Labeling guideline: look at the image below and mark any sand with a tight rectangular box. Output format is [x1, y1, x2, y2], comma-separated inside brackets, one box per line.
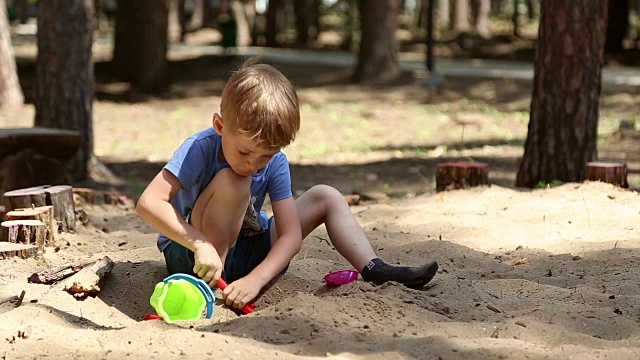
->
[1, 181, 640, 359]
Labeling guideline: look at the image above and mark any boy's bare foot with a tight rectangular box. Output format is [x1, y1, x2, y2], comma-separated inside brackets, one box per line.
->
[360, 258, 439, 289]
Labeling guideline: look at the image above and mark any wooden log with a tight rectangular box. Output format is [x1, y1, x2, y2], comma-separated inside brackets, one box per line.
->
[436, 162, 490, 192]
[45, 185, 76, 232]
[0, 242, 38, 259]
[1, 220, 45, 251]
[6, 206, 56, 248]
[28, 262, 92, 284]
[63, 256, 114, 299]
[585, 161, 629, 188]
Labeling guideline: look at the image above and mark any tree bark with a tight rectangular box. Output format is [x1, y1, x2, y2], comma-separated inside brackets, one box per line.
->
[353, 0, 401, 83]
[473, 0, 491, 38]
[266, 0, 286, 47]
[436, 162, 489, 191]
[189, 0, 205, 30]
[231, 0, 256, 47]
[450, 0, 469, 32]
[63, 256, 114, 299]
[6, 206, 56, 248]
[516, 0, 609, 188]
[0, 0, 24, 108]
[585, 161, 628, 188]
[168, 0, 183, 42]
[35, 0, 94, 181]
[0, 243, 38, 260]
[437, 0, 450, 29]
[113, 0, 169, 93]
[4, 185, 76, 232]
[294, 0, 319, 46]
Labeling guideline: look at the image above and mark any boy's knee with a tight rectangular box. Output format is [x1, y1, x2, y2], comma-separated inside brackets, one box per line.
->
[211, 168, 252, 196]
[307, 184, 343, 204]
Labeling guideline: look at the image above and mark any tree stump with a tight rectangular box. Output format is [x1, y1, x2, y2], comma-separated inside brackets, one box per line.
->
[1, 219, 45, 252]
[6, 206, 56, 248]
[46, 185, 76, 232]
[73, 188, 124, 207]
[585, 161, 629, 188]
[0, 128, 80, 161]
[0, 243, 38, 260]
[436, 162, 490, 192]
[104, 190, 124, 205]
[3, 186, 48, 210]
[73, 187, 101, 206]
[3, 185, 76, 233]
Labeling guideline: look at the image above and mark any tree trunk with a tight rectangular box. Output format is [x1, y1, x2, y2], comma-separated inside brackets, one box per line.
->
[231, 0, 256, 47]
[0, 0, 24, 108]
[266, 0, 286, 47]
[526, 0, 536, 19]
[294, 0, 319, 46]
[450, 0, 469, 32]
[189, 0, 205, 30]
[202, 0, 214, 27]
[473, 0, 490, 38]
[168, 0, 183, 42]
[112, 0, 169, 93]
[35, 0, 94, 181]
[604, 0, 629, 54]
[15, 0, 29, 24]
[353, 0, 401, 83]
[515, 0, 609, 188]
[437, 0, 450, 29]
[512, 0, 519, 37]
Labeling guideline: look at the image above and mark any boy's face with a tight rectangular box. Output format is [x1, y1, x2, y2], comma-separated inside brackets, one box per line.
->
[213, 114, 280, 177]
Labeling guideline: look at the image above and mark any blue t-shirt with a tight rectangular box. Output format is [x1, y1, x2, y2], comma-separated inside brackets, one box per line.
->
[156, 128, 293, 252]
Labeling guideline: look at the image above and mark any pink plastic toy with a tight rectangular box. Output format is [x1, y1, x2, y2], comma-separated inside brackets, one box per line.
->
[323, 270, 359, 287]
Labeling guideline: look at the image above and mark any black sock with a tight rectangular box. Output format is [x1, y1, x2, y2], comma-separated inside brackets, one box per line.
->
[361, 258, 439, 289]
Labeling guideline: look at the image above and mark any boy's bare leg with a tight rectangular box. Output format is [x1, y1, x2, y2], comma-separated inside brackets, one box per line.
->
[191, 168, 252, 270]
[285, 185, 377, 271]
[273, 184, 438, 288]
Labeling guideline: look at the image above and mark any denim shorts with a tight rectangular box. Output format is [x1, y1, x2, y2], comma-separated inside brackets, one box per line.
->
[163, 228, 283, 284]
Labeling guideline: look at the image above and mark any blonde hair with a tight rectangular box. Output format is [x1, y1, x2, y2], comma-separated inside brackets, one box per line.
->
[220, 58, 300, 149]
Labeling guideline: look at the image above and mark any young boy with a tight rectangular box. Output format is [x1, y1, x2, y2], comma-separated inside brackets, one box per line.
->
[136, 59, 438, 312]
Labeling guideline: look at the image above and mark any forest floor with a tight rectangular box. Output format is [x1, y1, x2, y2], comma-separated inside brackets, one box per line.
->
[1, 27, 640, 359]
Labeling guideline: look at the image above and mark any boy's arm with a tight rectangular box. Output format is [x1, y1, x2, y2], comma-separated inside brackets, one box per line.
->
[136, 169, 223, 283]
[222, 196, 302, 308]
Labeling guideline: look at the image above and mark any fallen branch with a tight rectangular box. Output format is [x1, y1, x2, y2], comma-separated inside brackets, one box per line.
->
[62, 256, 114, 299]
[15, 290, 26, 307]
[28, 261, 94, 285]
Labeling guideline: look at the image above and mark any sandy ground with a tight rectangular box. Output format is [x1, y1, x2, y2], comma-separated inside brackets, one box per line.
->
[2, 28, 640, 359]
[1, 180, 640, 359]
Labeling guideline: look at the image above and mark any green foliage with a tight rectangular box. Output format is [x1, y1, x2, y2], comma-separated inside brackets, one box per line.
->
[535, 179, 564, 189]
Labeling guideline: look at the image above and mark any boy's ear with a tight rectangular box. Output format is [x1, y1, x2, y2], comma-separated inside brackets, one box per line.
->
[213, 113, 224, 135]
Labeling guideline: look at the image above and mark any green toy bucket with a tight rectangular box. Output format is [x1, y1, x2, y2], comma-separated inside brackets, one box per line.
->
[149, 273, 215, 323]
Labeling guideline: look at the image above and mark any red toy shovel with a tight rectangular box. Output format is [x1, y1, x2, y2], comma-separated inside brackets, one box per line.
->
[216, 278, 255, 314]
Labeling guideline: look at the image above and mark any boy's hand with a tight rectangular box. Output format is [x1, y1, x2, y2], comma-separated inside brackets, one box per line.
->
[192, 241, 223, 286]
[222, 275, 262, 310]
